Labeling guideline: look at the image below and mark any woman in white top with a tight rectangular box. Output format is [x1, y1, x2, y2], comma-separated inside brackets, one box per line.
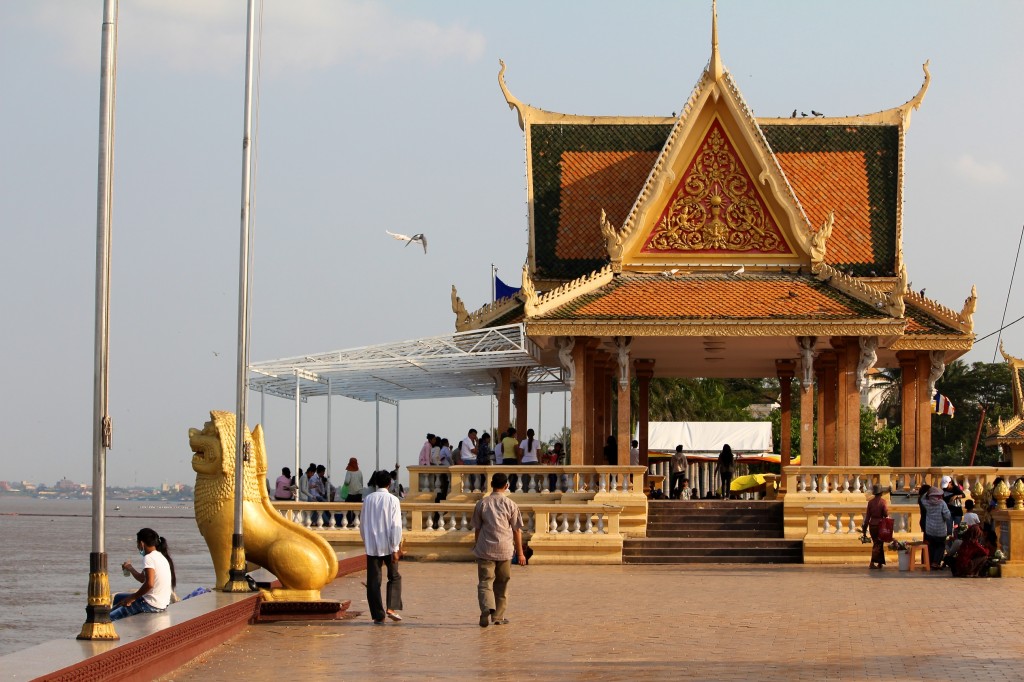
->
[520, 428, 541, 464]
[112, 527, 176, 620]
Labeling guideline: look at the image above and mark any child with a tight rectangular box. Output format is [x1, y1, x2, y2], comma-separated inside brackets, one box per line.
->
[961, 499, 981, 527]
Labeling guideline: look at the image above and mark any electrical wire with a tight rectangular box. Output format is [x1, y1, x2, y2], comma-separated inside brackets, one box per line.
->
[992, 223, 1024, 361]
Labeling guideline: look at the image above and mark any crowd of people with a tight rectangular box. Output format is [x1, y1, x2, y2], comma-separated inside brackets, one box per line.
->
[862, 474, 1012, 577]
[415, 428, 563, 468]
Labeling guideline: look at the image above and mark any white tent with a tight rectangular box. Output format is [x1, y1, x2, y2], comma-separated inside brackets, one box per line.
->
[642, 421, 773, 456]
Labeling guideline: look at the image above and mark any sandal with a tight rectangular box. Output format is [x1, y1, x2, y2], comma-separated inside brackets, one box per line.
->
[386, 610, 403, 622]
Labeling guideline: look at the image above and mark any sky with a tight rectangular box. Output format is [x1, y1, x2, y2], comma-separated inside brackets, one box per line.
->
[1, 1, 1022, 487]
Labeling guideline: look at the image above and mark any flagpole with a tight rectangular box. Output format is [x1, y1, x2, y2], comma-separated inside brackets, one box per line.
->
[491, 263, 496, 303]
[225, 0, 258, 593]
[79, 0, 119, 640]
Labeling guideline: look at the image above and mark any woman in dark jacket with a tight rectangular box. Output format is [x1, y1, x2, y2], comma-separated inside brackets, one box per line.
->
[718, 444, 735, 499]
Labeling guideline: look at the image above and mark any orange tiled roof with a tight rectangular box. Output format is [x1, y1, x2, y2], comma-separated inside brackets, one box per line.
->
[774, 151, 873, 264]
[558, 151, 658, 260]
[537, 273, 886, 321]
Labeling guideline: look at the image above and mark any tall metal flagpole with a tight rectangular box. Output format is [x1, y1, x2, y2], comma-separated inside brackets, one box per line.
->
[80, 0, 119, 640]
[226, 0, 259, 593]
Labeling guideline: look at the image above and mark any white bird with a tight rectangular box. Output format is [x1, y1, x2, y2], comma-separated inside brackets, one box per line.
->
[386, 230, 427, 254]
[661, 268, 680, 277]
[733, 265, 745, 275]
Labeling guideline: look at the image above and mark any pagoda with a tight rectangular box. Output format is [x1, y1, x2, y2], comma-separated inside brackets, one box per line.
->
[452, 4, 975, 469]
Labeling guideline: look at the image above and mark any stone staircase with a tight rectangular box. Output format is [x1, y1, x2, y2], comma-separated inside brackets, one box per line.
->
[623, 500, 802, 564]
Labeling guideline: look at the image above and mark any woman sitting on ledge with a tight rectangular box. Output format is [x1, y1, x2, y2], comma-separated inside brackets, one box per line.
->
[111, 528, 176, 621]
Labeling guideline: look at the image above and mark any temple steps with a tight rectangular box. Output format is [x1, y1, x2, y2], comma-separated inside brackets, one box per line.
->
[624, 500, 802, 564]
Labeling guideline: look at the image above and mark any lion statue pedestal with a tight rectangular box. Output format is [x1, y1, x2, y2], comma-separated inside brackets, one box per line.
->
[189, 411, 338, 601]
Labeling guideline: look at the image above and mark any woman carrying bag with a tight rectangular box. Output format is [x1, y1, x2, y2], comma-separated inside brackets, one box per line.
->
[861, 485, 891, 569]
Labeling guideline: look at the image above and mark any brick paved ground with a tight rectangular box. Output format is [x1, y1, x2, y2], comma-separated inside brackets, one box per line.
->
[161, 562, 1024, 681]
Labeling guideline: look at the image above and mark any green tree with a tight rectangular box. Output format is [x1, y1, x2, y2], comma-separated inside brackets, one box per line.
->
[860, 406, 900, 466]
[930, 360, 1013, 466]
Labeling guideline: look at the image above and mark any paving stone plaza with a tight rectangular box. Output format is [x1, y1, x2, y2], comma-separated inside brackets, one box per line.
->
[162, 562, 1024, 681]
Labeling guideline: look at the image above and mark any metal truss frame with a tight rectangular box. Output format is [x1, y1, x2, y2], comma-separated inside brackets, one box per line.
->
[249, 323, 565, 402]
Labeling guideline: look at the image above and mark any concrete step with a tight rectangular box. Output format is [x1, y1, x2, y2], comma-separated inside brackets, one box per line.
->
[623, 554, 802, 564]
[646, 528, 783, 538]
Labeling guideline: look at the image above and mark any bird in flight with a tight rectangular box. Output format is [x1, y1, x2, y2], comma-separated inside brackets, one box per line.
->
[385, 230, 427, 254]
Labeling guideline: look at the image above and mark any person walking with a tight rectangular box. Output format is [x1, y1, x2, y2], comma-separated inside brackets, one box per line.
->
[670, 445, 688, 499]
[472, 472, 526, 628]
[360, 470, 404, 624]
[861, 485, 890, 569]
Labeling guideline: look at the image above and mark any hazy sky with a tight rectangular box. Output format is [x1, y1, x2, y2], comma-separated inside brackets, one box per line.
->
[1, 1, 1022, 487]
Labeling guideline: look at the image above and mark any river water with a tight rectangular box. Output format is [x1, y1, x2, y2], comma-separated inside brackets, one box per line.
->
[0, 497, 214, 657]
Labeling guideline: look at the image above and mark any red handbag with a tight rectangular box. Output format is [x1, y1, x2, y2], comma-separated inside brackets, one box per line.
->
[877, 517, 894, 542]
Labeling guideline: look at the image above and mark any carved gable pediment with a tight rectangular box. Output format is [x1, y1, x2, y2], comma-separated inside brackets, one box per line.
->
[615, 71, 813, 271]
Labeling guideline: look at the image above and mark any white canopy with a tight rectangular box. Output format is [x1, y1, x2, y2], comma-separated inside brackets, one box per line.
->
[642, 421, 773, 456]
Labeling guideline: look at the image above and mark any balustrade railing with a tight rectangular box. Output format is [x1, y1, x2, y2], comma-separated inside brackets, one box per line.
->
[786, 467, 1024, 499]
[804, 504, 920, 537]
[271, 501, 621, 538]
[407, 465, 647, 497]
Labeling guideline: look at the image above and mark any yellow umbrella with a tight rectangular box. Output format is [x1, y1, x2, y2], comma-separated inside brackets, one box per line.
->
[730, 473, 767, 492]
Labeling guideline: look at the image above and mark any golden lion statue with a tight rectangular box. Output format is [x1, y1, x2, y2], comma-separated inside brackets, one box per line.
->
[189, 411, 338, 597]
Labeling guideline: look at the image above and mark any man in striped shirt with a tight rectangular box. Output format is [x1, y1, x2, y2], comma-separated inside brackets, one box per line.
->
[472, 472, 525, 627]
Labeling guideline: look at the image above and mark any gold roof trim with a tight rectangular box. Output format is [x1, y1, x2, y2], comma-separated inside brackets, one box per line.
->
[499, 61, 931, 130]
[904, 286, 974, 334]
[462, 293, 523, 332]
[527, 265, 615, 319]
[451, 285, 471, 331]
[888, 337, 974, 351]
[999, 342, 1024, 417]
[527, 319, 906, 338]
[812, 261, 901, 317]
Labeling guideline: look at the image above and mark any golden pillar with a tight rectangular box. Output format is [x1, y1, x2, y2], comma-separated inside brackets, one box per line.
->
[915, 351, 933, 467]
[776, 360, 795, 467]
[634, 359, 656, 469]
[800, 362, 815, 465]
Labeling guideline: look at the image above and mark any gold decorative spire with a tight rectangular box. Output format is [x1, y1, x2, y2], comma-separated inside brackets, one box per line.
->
[709, 0, 724, 81]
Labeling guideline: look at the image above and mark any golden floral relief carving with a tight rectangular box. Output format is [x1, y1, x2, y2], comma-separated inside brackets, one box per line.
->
[642, 123, 790, 254]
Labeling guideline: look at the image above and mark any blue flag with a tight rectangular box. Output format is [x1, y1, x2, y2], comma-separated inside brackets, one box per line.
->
[495, 274, 521, 301]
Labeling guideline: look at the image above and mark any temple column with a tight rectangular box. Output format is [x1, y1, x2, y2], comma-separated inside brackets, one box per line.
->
[816, 351, 838, 466]
[916, 351, 933, 467]
[799, 361, 815, 465]
[593, 355, 608, 463]
[616, 340, 632, 466]
[776, 360, 795, 468]
[634, 360, 656, 470]
[497, 368, 511, 434]
[570, 339, 590, 465]
[897, 351, 920, 467]
[513, 369, 528, 441]
[832, 338, 861, 466]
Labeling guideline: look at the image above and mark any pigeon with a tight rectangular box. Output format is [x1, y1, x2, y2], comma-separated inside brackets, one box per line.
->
[801, 112, 808, 117]
[661, 268, 680, 277]
[812, 110, 824, 117]
[385, 230, 427, 254]
[733, 265, 745, 275]
[791, 109, 797, 118]
[920, 288, 927, 297]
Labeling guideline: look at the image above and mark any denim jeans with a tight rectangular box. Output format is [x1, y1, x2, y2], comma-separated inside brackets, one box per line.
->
[110, 594, 164, 621]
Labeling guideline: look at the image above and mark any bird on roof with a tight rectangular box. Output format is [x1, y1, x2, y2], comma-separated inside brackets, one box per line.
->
[801, 112, 808, 117]
[791, 109, 797, 118]
[733, 265, 745, 275]
[811, 110, 824, 117]
[385, 230, 427, 254]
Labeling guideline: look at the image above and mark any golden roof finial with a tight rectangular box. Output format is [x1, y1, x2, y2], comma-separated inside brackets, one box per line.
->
[709, 0, 724, 81]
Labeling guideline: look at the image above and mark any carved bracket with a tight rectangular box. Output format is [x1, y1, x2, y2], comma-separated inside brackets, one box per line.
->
[928, 350, 946, 399]
[798, 336, 816, 391]
[557, 337, 576, 390]
[856, 337, 878, 392]
[960, 284, 977, 334]
[600, 209, 624, 271]
[521, 262, 538, 317]
[615, 336, 632, 390]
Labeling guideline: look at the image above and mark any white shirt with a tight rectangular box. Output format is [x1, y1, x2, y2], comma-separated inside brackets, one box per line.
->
[461, 438, 478, 464]
[630, 447, 640, 466]
[418, 440, 432, 466]
[360, 489, 403, 557]
[520, 438, 540, 463]
[494, 442, 503, 461]
[142, 550, 172, 609]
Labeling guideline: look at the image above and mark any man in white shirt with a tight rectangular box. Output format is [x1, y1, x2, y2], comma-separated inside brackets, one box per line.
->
[461, 429, 479, 465]
[360, 470, 404, 624]
[630, 440, 640, 467]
